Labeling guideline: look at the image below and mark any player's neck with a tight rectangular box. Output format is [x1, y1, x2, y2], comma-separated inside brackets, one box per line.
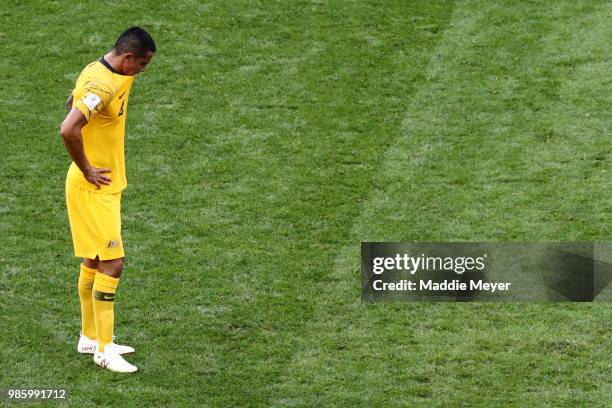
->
[103, 51, 126, 75]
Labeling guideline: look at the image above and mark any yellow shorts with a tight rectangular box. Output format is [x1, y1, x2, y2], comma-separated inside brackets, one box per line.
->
[65, 180, 124, 261]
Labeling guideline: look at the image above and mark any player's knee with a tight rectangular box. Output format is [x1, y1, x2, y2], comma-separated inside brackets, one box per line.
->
[113, 257, 125, 274]
[99, 257, 125, 278]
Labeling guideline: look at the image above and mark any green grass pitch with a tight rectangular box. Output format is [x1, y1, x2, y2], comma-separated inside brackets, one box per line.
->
[1, 0, 611, 406]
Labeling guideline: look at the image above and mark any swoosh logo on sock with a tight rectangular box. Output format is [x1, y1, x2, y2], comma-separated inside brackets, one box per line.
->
[94, 291, 115, 301]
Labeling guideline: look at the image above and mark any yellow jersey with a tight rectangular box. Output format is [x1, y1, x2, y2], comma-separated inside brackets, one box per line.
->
[67, 58, 134, 193]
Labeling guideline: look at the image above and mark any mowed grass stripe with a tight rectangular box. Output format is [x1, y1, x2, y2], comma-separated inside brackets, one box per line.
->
[151, 3, 456, 406]
[275, 1, 612, 407]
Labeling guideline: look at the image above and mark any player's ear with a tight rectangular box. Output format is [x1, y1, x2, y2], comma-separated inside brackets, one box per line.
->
[123, 52, 136, 63]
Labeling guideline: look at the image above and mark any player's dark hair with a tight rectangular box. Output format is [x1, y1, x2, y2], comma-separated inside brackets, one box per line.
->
[113, 27, 156, 57]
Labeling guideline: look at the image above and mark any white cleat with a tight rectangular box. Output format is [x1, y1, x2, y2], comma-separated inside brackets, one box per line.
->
[104, 342, 136, 355]
[77, 334, 97, 354]
[94, 348, 138, 373]
[78, 333, 135, 355]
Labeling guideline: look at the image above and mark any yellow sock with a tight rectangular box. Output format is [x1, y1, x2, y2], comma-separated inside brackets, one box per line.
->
[78, 264, 97, 339]
[92, 273, 119, 352]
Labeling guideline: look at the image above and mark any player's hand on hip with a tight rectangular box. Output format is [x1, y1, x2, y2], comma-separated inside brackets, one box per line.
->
[84, 166, 112, 189]
[65, 94, 74, 113]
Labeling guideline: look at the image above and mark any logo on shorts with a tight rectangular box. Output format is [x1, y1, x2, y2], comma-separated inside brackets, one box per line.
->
[107, 240, 120, 249]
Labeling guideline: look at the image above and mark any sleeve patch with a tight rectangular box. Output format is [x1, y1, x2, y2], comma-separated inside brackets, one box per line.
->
[81, 92, 102, 111]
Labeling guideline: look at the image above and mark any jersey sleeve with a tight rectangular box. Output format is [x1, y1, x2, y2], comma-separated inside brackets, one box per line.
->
[72, 78, 115, 121]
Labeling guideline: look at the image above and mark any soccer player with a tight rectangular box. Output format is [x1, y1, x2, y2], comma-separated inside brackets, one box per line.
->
[60, 27, 155, 373]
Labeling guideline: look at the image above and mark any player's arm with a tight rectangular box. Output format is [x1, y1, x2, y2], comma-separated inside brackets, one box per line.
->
[60, 108, 111, 188]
